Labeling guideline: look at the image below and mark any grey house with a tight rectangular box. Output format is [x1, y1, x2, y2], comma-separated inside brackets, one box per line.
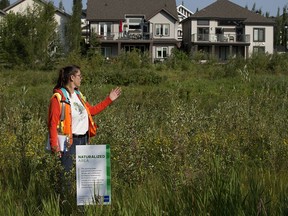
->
[181, 0, 275, 60]
[86, 0, 179, 61]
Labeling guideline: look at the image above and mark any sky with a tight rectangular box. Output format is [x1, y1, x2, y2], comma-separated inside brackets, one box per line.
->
[10, 0, 288, 17]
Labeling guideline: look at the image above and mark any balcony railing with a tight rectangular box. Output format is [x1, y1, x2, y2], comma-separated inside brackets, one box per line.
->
[192, 33, 250, 43]
[95, 32, 153, 41]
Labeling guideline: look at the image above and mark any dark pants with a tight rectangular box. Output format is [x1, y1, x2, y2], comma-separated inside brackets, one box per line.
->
[60, 134, 88, 174]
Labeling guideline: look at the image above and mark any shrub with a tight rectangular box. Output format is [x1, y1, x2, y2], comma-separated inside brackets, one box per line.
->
[267, 53, 288, 75]
[247, 53, 270, 74]
[116, 49, 152, 69]
[101, 68, 163, 86]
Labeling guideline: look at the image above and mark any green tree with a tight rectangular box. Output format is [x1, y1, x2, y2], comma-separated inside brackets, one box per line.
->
[58, 0, 65, 11]
[281, 7, 288, 48]
[274, 8, 281, 47]
[66, 0, 82, 53]
[0, 0, 9, 10]
[0, 2, 58, 69]
[86, 32, 101, 57]
[251, 3, 256, 12]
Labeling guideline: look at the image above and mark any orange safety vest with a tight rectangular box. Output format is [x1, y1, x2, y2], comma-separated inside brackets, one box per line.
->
[51, 88, 97, 147]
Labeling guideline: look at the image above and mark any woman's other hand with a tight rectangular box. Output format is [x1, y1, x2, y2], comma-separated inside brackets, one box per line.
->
[109, 87, 122, 101]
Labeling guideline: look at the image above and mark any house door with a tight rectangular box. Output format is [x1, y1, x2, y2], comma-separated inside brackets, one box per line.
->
[216, 28, 223, 42]
[219, 46, 229, 60]
[99, 22, 112, 36]
[236, 27, 244, 42]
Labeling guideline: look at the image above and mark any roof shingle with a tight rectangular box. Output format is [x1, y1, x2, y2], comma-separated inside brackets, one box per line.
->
[86, 0, 178, 21]
[188, 0, 274, 25]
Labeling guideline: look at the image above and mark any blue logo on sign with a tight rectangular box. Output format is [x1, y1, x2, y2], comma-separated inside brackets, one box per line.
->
[104, 195, 110, 202]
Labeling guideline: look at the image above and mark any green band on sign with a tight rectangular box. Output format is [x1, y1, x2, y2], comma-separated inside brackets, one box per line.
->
[106, 144, 111, 196]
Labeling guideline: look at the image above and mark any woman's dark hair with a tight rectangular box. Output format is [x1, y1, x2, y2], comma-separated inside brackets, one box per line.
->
[54, 65, 80, 90]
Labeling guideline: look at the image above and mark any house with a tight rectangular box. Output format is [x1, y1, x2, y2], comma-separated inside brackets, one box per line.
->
[86, 0, 179, 61]
[0, 9, 6, 20]
[3, 0, 70, 45]
[177, 3, 193, 40]
[272, 15, 288, 53]
[81, 9, 89, 43]
[0, 9, 5, 18]
[181, 0, 275, 60]
[0, 9, 5, 16]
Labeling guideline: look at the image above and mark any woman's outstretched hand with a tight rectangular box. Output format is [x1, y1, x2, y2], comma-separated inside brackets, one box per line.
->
[109, 87, 122, 101]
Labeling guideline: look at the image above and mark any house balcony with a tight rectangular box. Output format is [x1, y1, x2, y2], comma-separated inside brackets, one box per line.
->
[96, 31, 153, 41]
[192, 33, 250, 43]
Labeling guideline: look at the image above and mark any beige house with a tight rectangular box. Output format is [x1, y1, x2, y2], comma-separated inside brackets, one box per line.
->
[3, 0, 70, 45]
[181, 0, 275, 60]
[86, 0, 179, 61]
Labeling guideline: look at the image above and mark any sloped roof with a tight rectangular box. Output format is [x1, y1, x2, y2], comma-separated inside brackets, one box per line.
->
[86, 0, 178, 21]
[4, 0, 70, 17]
[0, 10, 6, 16]
[185, 0, 274, 25]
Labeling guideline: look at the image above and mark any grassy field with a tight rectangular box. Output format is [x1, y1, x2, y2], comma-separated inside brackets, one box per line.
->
[1, 53, 288, 215]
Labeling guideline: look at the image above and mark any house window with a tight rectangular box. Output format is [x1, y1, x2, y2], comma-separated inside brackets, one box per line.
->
[91, 27, 96, 33]
[197, 20, 209, 25]
[124, 45, 146, 52]
[197, 27, 209, 41]
[156, 47, 168, 58]
[143, 23, 149, 33]
[99, 22, 112, 36]
[253, 28, 265, 42]
[218, 20, 242, 26]
[128, 18, 142, 30]
[253, 46, 265, 54]
[155, 24, 169, 36]
[101, 47, 112, 57]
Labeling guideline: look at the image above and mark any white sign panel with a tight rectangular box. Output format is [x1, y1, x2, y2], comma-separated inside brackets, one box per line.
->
[76, 145, 111, 205]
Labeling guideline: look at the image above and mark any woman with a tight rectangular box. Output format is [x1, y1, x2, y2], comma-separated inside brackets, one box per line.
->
[48, 65, 121, 172]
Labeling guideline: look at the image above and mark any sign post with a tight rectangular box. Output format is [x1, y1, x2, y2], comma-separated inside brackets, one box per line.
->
[76, 145, 111, 205]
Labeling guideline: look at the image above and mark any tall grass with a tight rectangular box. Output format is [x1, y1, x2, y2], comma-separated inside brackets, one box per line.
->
[1, 53, 288, 215]
[2, 159, 288, 215]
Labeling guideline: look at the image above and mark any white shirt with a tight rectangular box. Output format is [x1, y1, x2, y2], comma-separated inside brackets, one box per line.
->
[69, 92, 88, 135]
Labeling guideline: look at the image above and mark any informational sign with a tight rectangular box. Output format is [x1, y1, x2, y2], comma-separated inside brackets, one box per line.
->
[76, 145, 111, 205]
